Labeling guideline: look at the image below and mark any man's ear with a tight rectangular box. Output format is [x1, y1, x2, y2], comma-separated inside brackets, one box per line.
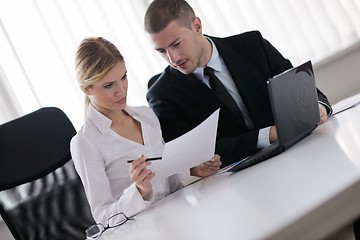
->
[192, 17, 202, 33]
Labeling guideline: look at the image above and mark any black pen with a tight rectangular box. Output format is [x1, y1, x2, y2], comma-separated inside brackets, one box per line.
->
[127, 157, 162, 163]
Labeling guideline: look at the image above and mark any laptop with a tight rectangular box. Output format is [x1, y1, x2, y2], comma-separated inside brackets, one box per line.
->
[225, 60, 320, 172]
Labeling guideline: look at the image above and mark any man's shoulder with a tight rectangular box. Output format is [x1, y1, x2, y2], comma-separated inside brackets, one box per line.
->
[209, 30, 264, 45]
[160, 66, 184, 79]
[146, 67, 194, 106]
[229, 30, 262, 39]
[148, 67, 184, 92]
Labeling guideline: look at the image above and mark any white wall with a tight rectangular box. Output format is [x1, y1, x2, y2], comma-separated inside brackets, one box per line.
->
[314, 41, 360, 105]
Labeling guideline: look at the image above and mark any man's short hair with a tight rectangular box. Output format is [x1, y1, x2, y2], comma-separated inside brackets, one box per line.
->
[144, 0, 195, 34]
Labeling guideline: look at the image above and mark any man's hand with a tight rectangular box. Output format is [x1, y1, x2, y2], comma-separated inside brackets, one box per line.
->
[319, 104, 328, 124]
[269, 126, 277, 143]
[190, 154, 221, 177]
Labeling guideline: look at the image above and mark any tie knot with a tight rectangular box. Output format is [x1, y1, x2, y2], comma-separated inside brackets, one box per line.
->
[204, 67, 215, 77]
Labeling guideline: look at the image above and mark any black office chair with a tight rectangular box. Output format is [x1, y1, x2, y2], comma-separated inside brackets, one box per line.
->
[0, 107, 95, 240]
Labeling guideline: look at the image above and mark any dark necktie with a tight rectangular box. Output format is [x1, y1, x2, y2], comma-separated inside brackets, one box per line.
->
[204, 67, 254, 129]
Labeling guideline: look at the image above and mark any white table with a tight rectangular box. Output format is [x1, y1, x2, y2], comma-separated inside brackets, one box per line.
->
[100, 103, 360, 240]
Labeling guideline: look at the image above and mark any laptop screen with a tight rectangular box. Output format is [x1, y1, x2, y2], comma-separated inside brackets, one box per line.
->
[267, 61, 320, 149]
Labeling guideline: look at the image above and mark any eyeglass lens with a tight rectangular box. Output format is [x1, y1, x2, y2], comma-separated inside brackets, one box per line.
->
[86, 213, 130, 239]
[86, 224, 104, 239]
[108, 213, 127, 227]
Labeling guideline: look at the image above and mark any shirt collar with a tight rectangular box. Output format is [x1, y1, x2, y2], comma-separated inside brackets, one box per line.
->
[194, 37, 222, 78]
[87, 104, 136, 135]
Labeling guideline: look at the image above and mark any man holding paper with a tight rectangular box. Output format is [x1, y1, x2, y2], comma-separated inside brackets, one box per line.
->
[144, 0, 332, 167]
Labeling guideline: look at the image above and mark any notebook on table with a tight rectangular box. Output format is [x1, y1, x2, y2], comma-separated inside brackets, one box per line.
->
[224, 60, 320, 173]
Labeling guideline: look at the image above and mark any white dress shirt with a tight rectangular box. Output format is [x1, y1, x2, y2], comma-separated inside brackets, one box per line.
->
[71, 104, 196, 224]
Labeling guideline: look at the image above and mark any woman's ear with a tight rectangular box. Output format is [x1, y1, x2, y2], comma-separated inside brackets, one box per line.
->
[83, 87, 91, 95]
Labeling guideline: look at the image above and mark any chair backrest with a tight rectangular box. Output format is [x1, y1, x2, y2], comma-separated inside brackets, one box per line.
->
[0, 107, 95, 240]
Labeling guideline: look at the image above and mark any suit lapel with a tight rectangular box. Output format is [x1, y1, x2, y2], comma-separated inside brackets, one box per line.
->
[169, 68, 247, 128]
[169, 70, 219, 109]
[211, 37, 262, 127]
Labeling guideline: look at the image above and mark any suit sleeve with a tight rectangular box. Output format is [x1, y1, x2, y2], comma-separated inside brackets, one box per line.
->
[147, 83, 194, 142]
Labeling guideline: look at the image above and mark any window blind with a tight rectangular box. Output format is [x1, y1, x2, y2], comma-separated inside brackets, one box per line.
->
[0, 0, 359, 128]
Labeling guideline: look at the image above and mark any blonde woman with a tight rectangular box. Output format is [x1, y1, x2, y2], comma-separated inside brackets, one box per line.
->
[70, 37, 221, 225]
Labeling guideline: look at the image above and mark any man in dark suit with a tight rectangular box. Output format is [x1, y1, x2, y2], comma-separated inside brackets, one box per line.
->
[144, 0, 332, 167]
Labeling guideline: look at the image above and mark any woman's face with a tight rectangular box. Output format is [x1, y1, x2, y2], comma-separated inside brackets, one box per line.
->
[85, 61, 128, 115]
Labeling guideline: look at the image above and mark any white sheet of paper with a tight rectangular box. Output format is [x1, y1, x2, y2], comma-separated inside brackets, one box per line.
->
[154, 109, 219, 179]
[332, 93, 360, 115]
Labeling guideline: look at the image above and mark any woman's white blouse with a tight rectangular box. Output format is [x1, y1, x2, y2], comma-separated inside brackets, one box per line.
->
[70, 105, 194, 224]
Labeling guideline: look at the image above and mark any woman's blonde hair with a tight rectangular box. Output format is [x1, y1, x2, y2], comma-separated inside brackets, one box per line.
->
[74, 37, 124, 109]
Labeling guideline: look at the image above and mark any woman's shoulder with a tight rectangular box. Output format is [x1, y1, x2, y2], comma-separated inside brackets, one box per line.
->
[70, 125, 89, 147]
[70, 119, 98, 146]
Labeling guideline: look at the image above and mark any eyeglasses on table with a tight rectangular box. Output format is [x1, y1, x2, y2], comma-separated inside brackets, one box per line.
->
[86, 212, 134, 240]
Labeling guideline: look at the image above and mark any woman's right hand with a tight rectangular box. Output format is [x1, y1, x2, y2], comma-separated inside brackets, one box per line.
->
[129, 154, 154, 200]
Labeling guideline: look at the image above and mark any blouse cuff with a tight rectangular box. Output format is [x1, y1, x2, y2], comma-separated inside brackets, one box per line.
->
[123, 183, 153, 216]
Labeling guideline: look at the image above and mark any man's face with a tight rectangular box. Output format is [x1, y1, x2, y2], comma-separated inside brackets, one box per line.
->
[148, 19, 204, 74]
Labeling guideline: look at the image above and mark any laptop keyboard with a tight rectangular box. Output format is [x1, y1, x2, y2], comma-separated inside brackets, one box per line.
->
[227, 141, 282, 172]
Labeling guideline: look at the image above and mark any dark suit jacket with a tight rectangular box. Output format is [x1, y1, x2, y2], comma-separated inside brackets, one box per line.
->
[147, 31, 331, 167]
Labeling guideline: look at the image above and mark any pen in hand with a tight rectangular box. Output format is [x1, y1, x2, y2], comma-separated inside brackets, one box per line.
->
[127, 157, 162, 163]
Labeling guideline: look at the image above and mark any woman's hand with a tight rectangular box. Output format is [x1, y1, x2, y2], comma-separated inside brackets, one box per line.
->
[190, 154, 221, 177]
[129, 154, 154, 200]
